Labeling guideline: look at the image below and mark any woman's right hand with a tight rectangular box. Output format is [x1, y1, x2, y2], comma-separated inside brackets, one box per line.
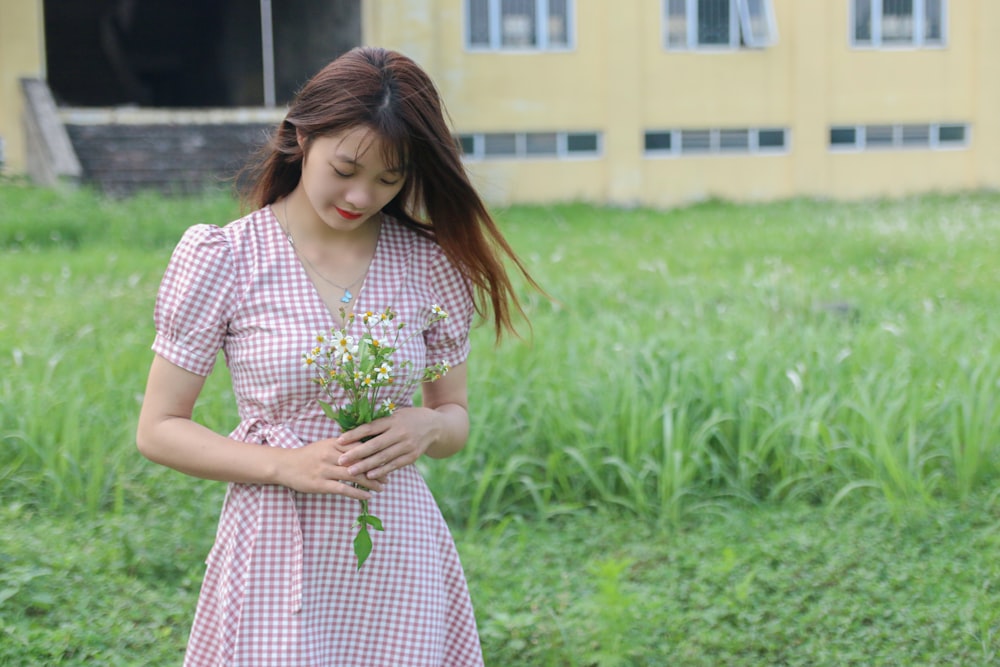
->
[137, 355, 382, 501]
[277, 438, 385, 499]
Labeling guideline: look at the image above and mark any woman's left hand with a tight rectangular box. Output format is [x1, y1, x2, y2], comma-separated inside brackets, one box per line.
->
[338, 364, 470, 478]
[336, 407, 442, 479]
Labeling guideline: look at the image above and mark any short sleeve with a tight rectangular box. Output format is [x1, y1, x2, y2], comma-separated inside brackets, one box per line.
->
[424, 251, 475, 368]
[152, 224, 239, 376]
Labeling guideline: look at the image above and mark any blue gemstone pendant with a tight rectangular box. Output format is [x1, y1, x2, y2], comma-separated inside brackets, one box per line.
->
[340, 290, 353, 304]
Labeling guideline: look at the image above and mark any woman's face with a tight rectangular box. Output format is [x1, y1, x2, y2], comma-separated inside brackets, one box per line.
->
[297, 126, 406, 232]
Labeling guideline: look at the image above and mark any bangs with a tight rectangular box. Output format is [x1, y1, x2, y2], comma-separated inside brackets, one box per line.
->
[371, 116, 412, 175]
[332, 125, 409, 176]
[375, 133, 409, 175]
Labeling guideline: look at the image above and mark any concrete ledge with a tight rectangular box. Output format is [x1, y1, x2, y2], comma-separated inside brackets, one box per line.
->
[20, 78, 83, 187]
[59, 106, 287, 126]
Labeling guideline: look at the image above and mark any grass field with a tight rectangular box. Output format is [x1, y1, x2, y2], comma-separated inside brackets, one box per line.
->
[2, 181, 999, 665]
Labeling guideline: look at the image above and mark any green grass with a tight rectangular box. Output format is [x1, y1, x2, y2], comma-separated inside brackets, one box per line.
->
[4, 498, 999, 665]
[2, 180, 1000, 664]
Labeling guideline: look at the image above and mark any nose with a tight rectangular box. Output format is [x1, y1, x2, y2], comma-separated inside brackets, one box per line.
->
[344, 182, 373, 210]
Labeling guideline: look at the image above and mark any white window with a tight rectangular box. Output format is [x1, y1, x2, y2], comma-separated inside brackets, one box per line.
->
[851, 0, 945, 48]
[644, 128, 788, 156]
[467, 0, 573, 51]
[829, 123, 968, 150]
[664, 0, 777, 50]
[458, 131, 601, 160]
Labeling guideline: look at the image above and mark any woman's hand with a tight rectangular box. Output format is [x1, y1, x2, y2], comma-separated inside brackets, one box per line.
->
[337, 363, 471, 479]
[335, 407, 441, 479]
[138, 354, 381, 501]
[277, 438, 385, 499]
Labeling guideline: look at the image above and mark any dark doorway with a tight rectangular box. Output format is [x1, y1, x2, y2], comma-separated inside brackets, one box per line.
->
[43, 0, 361, 108]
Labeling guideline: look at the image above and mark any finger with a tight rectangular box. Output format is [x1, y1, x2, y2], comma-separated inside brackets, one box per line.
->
[334, 482, 373, 501]
[365, 454, 415, 479]
[354, 446, 414, 478]
[337, 421, 382, 447]
[337, 436, 386, 467]
[312, 472, 383, 498]
[349, 473, 385, 493]
[344, 448, 393, 476]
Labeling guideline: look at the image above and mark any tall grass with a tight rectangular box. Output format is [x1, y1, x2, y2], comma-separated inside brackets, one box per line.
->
[2, 182, 999, 526]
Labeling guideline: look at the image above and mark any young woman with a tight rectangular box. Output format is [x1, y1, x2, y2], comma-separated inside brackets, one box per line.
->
[136, 46, 535, 666]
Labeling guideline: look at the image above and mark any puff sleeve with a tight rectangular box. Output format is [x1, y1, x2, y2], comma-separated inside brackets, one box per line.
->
[423, 250, 475, 369]
[151, 224, 239, 376]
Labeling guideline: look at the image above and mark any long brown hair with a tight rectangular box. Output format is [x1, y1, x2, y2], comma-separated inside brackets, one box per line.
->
[237, 46, 537, 341]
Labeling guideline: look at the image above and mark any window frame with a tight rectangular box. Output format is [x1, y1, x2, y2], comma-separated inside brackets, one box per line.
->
[664, 0, 778, 51]
[850, 0, 947, 49]
[466, 0, 575, 52]
[828, 122, 969, 151]
[644, 127, 790, 157]
[458, 130, 602, 160]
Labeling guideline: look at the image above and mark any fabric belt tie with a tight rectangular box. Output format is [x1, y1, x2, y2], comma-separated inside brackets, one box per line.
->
[229, 418, 304, 614]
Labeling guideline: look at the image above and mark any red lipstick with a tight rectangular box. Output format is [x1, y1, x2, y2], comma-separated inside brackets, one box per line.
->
[336, 207, 363, 221]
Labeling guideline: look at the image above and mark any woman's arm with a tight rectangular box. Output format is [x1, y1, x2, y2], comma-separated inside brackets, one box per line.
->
[336, 362, 471, 479]
[136, 354, 382, 499]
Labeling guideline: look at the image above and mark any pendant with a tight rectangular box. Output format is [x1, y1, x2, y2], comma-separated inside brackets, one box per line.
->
[340, 290, 353, 304]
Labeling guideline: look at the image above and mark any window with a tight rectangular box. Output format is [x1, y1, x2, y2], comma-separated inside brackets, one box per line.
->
[937, 124, 966, 144]
[458, 131, 601, 160]
[483, 133, 518, 156]
[900, 124, 930, 146]
[645, 132, 673, 152]
[644, 128, 788, 156]
[865, 125, 894, 148]
[467, 0, 573, 51]
[566, 132, 598, 153]
[830, 127, 858, 147]
[852, 0, 945, 47]
[664, 0, 777, 50]
[681, 129, 713, 152]
[525, 132, 558, 155]
[829, 123, 969, 150]
[757, 129, 786, 148]
[719, 129, 750, 151]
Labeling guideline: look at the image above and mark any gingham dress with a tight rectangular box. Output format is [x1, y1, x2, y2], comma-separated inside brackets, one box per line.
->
[152, 207, 484, 666]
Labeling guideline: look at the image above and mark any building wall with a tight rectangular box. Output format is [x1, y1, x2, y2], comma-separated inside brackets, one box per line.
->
[978, 3, 1000, 188]
[363, 0, 1000, 207]
[4, 0, 997, 205]
[0, 0, 46, 173]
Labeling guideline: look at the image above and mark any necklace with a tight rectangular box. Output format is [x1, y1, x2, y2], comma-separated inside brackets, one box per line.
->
[280, 201, 372, 304]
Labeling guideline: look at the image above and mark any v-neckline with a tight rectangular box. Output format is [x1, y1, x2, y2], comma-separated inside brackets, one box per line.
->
[268, 205, 384, 329]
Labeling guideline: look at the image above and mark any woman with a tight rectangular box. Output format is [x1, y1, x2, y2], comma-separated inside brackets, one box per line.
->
[136, 46, 535, 666]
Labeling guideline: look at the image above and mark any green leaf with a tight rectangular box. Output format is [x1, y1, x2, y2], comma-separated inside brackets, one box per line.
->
[363, 514, 384, 531]
[318, 400, 337, 421]
[354, 525, 373, 570]
[334, 409, 358, 432]
[358, 400, 374, 425]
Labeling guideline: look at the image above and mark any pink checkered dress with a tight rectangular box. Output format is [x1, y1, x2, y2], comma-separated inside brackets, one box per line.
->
[152, 207, 484, 666]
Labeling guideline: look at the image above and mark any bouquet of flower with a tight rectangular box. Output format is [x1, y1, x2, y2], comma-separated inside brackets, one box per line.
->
[303, 305, 450, 570]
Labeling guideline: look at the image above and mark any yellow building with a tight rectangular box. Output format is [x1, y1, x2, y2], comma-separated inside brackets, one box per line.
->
[365, 0, 1000, 207]
[2, 0, 998, 207]
[0, 0, 46, 175]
